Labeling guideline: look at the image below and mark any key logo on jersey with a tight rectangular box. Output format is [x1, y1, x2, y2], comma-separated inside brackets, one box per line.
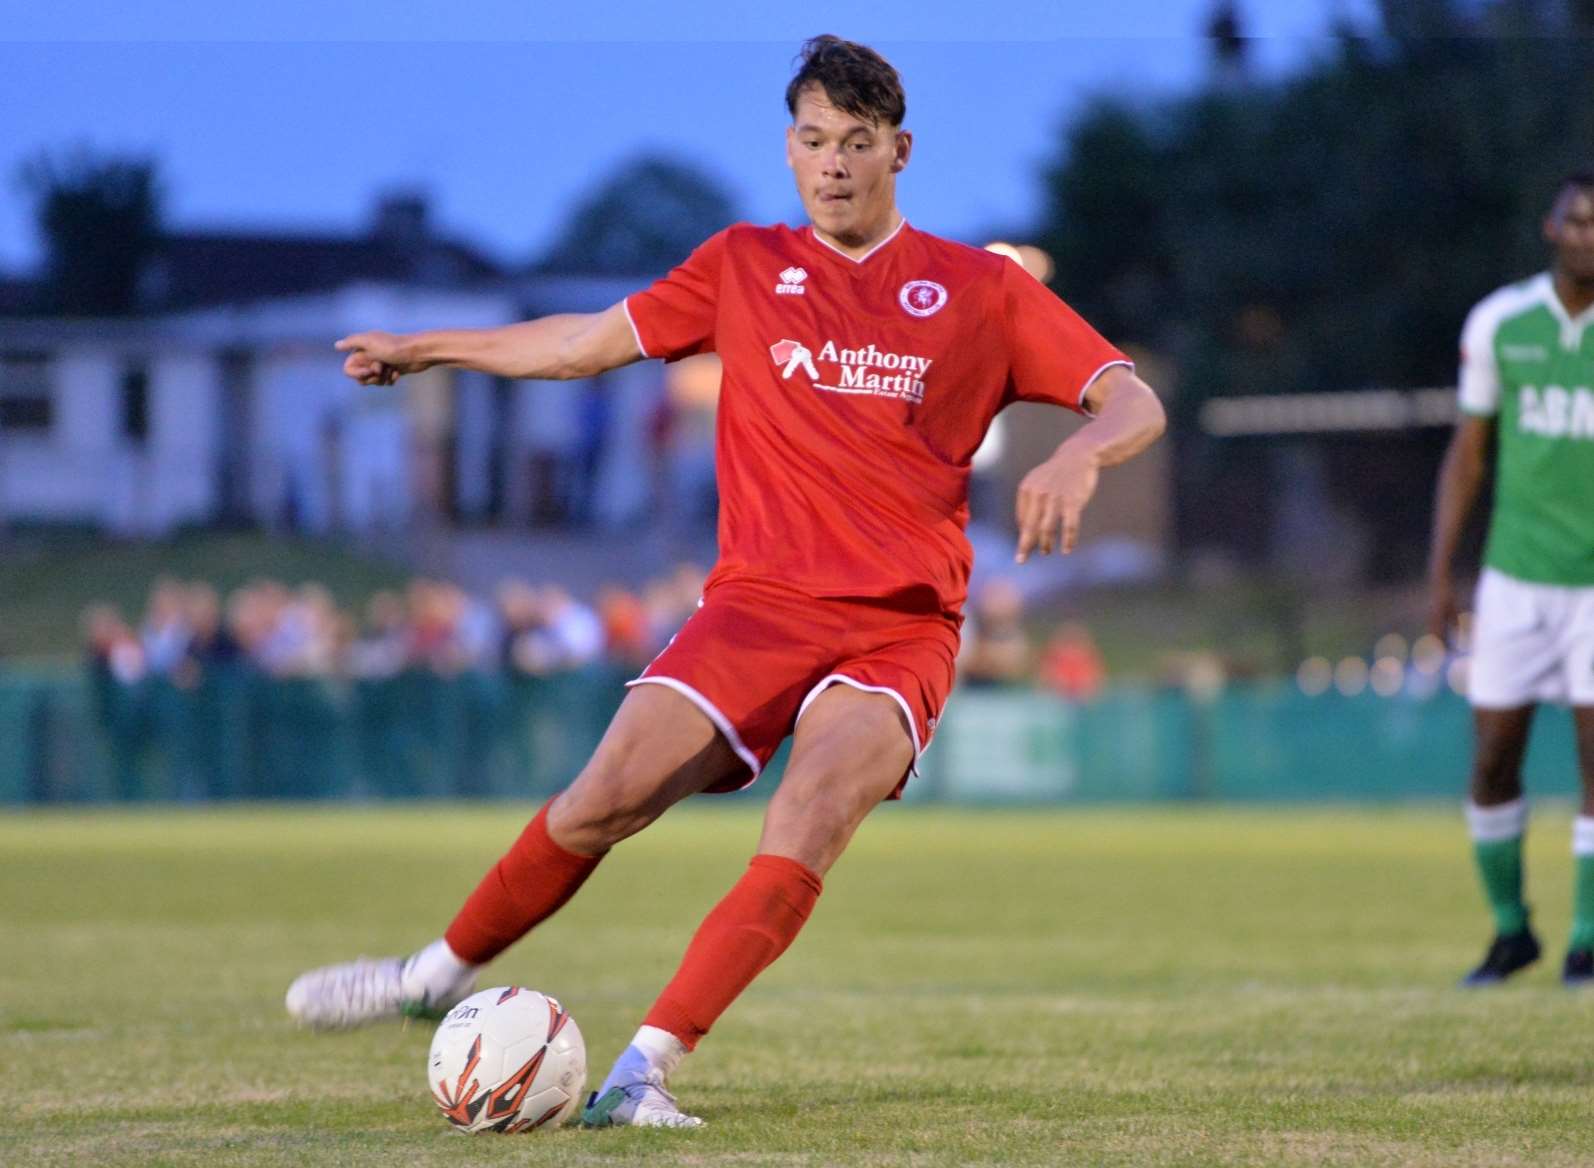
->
[1518, 385, 1594, 440]
[770, 338, 931, 404]
[898, 279, 948, 318]
[770, 339, 819, 380]
[775, 266, 809, 296]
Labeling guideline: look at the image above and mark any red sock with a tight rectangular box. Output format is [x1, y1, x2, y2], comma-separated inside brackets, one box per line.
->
[643, 854, 824, 1049]
[443, 801, 603, 965]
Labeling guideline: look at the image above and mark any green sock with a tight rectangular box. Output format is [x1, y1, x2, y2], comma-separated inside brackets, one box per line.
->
[1473, 837, 1527, 935]
[1570, 817, 1594, 951]
[1572, 856, 1594, 951]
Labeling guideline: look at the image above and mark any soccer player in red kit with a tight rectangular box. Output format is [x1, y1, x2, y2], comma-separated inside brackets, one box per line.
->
[287, 36, 1165, 1127]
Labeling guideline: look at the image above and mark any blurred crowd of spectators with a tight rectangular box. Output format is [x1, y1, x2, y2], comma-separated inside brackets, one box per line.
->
[84, 569, 1109, 700]
[81, 564, 710, 689]
[959, 578, 1106, 701]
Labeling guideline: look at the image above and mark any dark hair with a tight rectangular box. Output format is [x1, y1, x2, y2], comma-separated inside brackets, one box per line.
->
[1563, 170, 1594, 191]
[785, 35, 906, 128]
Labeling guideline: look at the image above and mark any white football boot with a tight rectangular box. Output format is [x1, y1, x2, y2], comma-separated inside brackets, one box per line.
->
[581, 1045, 704, 1129]
[285, 942, 476, 1030]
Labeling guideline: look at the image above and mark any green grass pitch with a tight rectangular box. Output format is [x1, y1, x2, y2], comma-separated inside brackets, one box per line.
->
[4, 803, 1593, 1167]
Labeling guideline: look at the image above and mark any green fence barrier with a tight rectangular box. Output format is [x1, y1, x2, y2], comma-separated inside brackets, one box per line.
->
[912, 683, 1579, 803]
[0, 670, 1581, 805]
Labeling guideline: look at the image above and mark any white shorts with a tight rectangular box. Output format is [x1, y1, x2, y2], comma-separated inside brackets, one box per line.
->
[1468, 568, 1594, 708]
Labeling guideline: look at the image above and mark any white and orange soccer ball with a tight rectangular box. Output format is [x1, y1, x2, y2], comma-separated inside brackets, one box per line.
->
[427, 987, 586, 1133]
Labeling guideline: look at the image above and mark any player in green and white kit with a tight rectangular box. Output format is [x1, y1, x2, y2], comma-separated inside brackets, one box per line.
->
[1427, 173, 1594, 986]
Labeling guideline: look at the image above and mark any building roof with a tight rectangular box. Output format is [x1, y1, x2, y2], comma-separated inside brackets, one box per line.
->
[136, 194, 506, 311]
[141, 233, 503, 311]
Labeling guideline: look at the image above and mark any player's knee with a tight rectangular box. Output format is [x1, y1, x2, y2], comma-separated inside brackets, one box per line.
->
[771, 755, 889, 837]
[1470, 747, 1523, 801]
[552, 753, 663, 849]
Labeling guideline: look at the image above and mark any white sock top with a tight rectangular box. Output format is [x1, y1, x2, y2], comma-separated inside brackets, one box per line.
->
[633, 1024, 690, 1079]
[1574, 816, 1594, 857]
[404, 938, 477, 997]
[1465, 798, 1527, 843]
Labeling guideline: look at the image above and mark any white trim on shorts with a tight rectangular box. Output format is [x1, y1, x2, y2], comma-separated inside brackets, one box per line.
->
[625, 675, 762, 781]
[795, 673, 924, 775]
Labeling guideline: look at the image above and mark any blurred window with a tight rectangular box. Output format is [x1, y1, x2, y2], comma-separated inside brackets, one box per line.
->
[121, 364, 149, 444]
[0, 351, 53, 433]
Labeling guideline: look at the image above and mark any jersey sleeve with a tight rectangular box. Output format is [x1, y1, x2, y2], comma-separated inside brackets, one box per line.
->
[1000, 259, 1132, 414]
[1457, 298, 1502, 416]
[623, 229, 729, 362]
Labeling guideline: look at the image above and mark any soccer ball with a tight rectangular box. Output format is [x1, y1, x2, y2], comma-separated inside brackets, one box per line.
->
[427, 987, 587, 1133]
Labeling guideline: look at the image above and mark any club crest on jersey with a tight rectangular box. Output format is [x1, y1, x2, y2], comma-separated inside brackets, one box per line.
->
[899, 280, 948, 318]
[775, 266, 808, 296]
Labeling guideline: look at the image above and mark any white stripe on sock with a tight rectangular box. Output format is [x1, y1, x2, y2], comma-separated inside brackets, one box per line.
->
[1573, 816, 1594, 857]
[1466, 798, 1527, 843]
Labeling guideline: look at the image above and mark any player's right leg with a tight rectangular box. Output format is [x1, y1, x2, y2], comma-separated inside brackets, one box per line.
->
[584, 682, 915, 1129]
[1460, 705, 1540, 986]
[1562, 705, 1594, 985]
[285, 684, 743, 1029]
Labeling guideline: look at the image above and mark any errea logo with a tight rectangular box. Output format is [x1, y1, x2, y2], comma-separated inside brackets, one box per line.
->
[775, 266, 808, 296]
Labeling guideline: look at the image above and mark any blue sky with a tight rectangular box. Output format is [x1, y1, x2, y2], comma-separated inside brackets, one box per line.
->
[0, 0, 1376, 272]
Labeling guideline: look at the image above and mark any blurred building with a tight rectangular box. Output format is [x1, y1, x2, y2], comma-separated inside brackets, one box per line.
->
[0, 194, 670, 537]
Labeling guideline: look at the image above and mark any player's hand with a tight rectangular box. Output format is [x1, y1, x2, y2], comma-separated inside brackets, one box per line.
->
[1015, 444, 1100, 563]
[334, 331, 415, 386]
[1427, 573, 1460, 645]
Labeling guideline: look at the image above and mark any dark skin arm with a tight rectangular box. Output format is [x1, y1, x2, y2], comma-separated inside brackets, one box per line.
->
[1426, 414, 1493, 641]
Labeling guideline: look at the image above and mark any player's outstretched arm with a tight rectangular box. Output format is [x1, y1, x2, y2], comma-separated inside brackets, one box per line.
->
[1014, 366, 1165, 563]
[334, 302, 645, 386]
[1425, 414, 1493, 641]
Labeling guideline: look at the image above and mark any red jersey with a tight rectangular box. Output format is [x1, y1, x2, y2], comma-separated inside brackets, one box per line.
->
[624, 220, 1129, 616]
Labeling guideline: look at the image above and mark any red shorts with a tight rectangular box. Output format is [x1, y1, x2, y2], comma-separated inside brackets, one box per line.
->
[630, 578, 960, 796]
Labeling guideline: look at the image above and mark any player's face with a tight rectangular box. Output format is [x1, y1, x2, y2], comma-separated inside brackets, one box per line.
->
[1545, 187, 1594, 283]
[786, 85, 911, 249]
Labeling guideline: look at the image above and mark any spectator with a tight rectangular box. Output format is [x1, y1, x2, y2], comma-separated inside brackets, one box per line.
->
[348, 591, 411, 679]
[83, 603, 145, 685]
[140, 577, 192, 677]
[961, 579, 1031, 687]
[1040, 622, 1106, 703]
[597, 584, 650, 669]
[173, 581, 240, 690]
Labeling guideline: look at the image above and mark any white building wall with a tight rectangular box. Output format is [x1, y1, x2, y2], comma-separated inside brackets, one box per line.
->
[342, 388, 410, 531]
[0, 350, 125, 526]
[253, 348, 344, 533]
[147, 351, 218, 531]
[593, 361, 658, 528]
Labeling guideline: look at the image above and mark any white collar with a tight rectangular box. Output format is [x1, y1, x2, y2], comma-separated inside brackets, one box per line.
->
[808, 218, 908, 265]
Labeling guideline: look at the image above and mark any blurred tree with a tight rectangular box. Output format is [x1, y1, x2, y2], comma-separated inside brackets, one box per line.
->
[537, 155, 739, 275]
[17, 147, 162, 316]
[1206, 1, 1250, 85]
[1035, 0, 1594, 580]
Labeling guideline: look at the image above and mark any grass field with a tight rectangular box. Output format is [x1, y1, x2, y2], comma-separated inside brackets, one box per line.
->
[4, 803, 1593, 1167]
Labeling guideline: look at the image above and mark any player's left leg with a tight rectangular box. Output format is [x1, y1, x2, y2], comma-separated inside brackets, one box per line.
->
[583, 685, 913, 1128]
[1563, 705, 1594, 985]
